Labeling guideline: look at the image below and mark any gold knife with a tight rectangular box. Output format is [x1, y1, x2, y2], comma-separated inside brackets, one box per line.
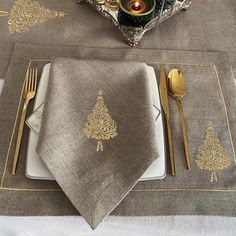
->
[159, 66, 176, 176]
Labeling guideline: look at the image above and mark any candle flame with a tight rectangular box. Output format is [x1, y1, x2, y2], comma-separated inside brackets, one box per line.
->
[134, 1, 139, 7]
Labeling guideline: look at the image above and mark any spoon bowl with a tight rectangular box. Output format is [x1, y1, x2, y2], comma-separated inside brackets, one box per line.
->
[168, 69, 186, 99]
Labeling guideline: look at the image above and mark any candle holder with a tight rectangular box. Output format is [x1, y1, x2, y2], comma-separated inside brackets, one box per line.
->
[77, 0, 192, 46]
[118, 0, 156, 27]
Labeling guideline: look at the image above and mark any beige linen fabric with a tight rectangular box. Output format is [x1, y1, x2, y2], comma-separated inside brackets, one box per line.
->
[36, 58, 159, 229]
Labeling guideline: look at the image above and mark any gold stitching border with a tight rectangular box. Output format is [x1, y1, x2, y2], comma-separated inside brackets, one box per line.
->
[0, 59, 235, 192]
[1, 187, 236, 192]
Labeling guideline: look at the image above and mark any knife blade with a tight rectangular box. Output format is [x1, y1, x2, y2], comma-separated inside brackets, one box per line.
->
[159, 66, 176, 176]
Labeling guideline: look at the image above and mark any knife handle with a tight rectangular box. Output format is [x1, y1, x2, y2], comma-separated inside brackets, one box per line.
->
[166, 117, 176, 176]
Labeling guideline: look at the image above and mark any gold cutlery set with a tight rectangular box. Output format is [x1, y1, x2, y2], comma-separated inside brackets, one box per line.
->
[11, 66, 189, 176]
[159, 66, 190, 176]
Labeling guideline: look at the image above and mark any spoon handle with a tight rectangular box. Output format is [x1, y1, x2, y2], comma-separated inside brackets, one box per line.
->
[176, 99, 191, 170]
[166, 117, 176, 176]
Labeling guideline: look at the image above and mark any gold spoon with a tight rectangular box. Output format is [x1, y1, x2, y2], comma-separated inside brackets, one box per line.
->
[168, 69, 191, 170]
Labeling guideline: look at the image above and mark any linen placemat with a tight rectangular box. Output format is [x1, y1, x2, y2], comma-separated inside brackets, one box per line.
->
[0, 43, 235, 219]
[0, 42, 14, 80]
[37, 58, 159, 228]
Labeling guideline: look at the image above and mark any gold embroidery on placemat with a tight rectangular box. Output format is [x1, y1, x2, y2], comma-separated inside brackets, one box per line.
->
[84, 90, 118, 152]
[8, 0, 65, 33]
[0, 10, 8, 17]
[195, 121, 230, 182]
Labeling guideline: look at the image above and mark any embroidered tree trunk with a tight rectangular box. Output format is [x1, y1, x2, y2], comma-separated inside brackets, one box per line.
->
[96, 141, 103, 152]
[84, 90, 118, 152]
[210, 171, 218, 182]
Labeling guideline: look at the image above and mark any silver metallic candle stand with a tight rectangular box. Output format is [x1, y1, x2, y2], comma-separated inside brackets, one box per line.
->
[78, 0, 192, 46]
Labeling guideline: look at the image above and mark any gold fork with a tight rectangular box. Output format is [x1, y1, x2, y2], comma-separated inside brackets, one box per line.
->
[12, 68, 38, 175]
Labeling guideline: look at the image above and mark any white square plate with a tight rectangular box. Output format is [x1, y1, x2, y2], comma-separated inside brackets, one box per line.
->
[26, 63, 166, 180]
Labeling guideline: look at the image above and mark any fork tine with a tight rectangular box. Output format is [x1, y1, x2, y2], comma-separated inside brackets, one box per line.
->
[27, 68, 32, 91]
[34, 68, 38, 91]
[28, 68, 31, 91]
[29, 68, 33, 91]
[24, 69, 29, 92]
[25, 68, 38, 92]
[31, 68, 35, 91]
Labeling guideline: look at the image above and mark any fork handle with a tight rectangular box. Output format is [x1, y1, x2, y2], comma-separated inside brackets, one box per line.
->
[12, 101, 28, 175]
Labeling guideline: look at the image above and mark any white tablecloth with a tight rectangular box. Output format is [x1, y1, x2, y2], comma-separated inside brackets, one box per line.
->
[1, 216, 236, 236]
[1, 79, 236, 235]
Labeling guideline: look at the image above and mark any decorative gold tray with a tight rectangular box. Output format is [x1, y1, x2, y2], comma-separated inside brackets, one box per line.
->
[78, 0, 192, 46]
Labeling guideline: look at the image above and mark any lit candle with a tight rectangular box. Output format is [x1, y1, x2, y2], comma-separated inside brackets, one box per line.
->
[132, 1, 142, 11]
[128, 0, 147, 14]
[118, 0, 156, 27]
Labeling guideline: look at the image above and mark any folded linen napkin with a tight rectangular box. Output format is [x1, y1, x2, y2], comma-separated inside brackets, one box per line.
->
[36, 58, 159, 229]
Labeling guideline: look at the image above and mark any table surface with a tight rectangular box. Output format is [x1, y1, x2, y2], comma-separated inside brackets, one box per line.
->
[0, 216, 235, 236]
[0, 0, 236, 234]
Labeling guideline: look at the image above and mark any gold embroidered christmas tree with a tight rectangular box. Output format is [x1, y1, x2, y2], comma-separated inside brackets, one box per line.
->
[8, 0, 65, 33]
[0, 10, 8, 17]
[84, 90, 118, 152]
[195, 122, 230, 182]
